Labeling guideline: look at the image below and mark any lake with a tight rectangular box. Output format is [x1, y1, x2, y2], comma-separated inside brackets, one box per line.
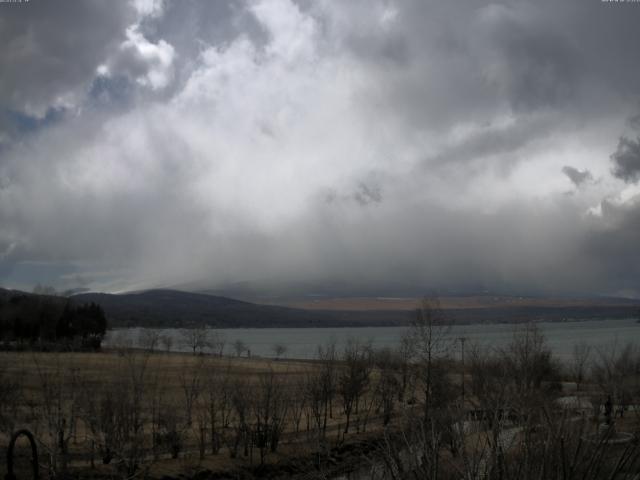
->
[104, 318, 640, 361]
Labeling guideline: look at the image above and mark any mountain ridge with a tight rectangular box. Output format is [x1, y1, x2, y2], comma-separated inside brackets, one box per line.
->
[72, 289, 405, 328]
[2, 287, 639, 328]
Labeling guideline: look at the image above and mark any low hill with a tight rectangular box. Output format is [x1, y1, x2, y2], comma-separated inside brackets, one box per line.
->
[3, 287, 638, 328]
[71, 289, 640, 328]
[72, 289, 408, 328]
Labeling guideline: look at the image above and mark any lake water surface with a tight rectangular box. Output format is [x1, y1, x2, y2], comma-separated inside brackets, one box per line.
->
[104, 318, 640, 361]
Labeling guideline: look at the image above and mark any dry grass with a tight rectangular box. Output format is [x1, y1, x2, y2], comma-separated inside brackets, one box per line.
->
[0, 349, 392, 479]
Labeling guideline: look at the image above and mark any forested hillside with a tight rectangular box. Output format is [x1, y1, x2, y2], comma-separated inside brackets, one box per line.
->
[0, 288, 107, 349]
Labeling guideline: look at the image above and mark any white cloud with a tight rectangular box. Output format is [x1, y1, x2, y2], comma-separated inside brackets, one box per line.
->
[1, 0, 640, 296]
[115, 25, 176, 90]
[132, 0, 165, 18]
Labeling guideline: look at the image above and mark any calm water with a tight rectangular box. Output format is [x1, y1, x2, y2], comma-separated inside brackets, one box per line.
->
[104, 318, 640, 361]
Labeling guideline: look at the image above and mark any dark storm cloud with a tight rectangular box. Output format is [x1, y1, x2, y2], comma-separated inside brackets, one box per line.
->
[426, 115, 552, 171]
[0, 1, 135, 116]
[353, 182, 383, 206]
[611, 136, 640, 184]
[1, 0, 640, 297]
[562, 166, 593, 187]
[585, 197, 640, 291]
[474, 3, 581, 112]
[139, 0, 268, 59]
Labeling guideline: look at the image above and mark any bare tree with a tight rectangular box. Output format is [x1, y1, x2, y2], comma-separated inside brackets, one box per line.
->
[338, 338, 372, 434]
[147, 368, 168, 461]
[210, 330, 226, 357]
[31, 355, 80, 477]
[156, 400, 183, 459]
[395, 332, 415, 403]
[233, 339, 247, 357]
[180, 358, 204, 427]
[288, 376, 307, 435]
[502, 322, 556, 396]
[411, 297, 452, 424]
[138, 328, 161, 352]
[251, 368, 289, 464]
[571, 341, 592, 391]
[272, 343, 287, 360]
[375, 397, 640, 480]
[202, 360, 233, 454]
[372, 348, 400, 426]
[118, 350, 152, 477]
[181, 327, 211, 355]
[77, 350, 155, 478]
[112, 330, 134, 352]
[160, 333, 173, 353]
[592, 341, 639, 419]
[196, 406, 208, 460]
[315, 340, 338, 435]
[0, 360, 22, 438]
[304, 369, 330, 469]
[229, 378, 250, 458]
[466, 325, 560, 477]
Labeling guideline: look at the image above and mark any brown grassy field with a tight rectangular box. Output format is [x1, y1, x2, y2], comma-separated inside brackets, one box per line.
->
[0, 348, 399, 479]
[3, 322, 638, 480]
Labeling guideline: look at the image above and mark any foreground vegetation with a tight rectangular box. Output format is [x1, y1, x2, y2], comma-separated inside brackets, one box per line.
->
[2, 299, 640, 479]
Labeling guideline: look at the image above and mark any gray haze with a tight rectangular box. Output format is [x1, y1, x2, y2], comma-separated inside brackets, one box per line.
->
[1, 0, 640, 297]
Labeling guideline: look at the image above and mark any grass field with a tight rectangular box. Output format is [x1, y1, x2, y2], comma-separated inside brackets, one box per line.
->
[3, 323, 639, 480]
[0, 348, 403, 479]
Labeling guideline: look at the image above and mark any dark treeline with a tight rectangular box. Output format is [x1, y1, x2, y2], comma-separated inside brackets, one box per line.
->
[0, 291, 107, 350]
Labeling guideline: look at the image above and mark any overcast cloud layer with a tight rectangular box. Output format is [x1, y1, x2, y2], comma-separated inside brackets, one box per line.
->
[1, 0, 640, 297]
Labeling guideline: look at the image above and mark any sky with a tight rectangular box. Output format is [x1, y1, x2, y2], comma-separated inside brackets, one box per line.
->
[1, 0, 640, 298]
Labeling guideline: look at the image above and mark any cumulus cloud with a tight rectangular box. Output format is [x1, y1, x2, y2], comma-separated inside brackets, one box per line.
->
[105, 25, 176, 91]
[1, 0, 640, 297]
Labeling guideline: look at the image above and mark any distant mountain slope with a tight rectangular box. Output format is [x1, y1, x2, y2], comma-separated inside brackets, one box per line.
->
[1, 287, 635, 328]
[72, 289, 406, 328]
[253, 294, 640, 311]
